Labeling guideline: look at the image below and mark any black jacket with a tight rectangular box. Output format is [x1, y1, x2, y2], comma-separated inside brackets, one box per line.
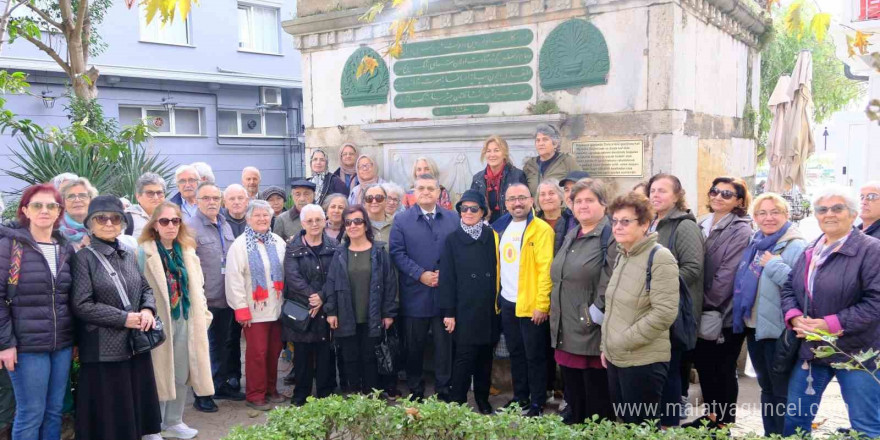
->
[470, 163, 528, 224]
[72, 239, 157, 363]
[0, 226, 75, 353]
[324, 241, 398, 338]
[864, 220, 880, 241]
[539, 208, 575, 255]
[282, 231, 338, 343]
[315, 174, 350, 205]
[223, 210, 247, 238]
[438, 225, 498, 345]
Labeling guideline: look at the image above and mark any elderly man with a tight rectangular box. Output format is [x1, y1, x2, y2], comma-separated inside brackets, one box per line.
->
[125, 172, 167, 238]
[242, 167, 262, 200]
[192, 162, 216, 184]
[224, 184, 250, 238]
[861, 181, 880, 240]
[389, 173, 460, 402]
[273, 180, 316, 242]
[186, 182, 246, 410]
[170, 165, 201, 219]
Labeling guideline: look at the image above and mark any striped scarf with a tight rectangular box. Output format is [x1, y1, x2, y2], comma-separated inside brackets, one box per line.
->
[58, 213, 87, 245]
[244, 226, 284, 307]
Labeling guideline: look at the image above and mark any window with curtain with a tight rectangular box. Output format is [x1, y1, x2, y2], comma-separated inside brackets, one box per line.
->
[218, 109, 287, 137]
[118, 106, 202, 136]
[237, 4, 280, 54]
[140, 6, 190, 45]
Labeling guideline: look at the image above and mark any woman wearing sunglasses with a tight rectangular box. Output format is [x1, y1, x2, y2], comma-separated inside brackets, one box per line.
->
[685, 177, 753, 430]
[781, 186, 880, 438]
[324, 205, 398, 395]
[71, 195, 162, 440]
[363, 184, 394, 247]
[0, 184, 75, 440]
[137, 202, 213, 439]
[58, 177, 98, 250]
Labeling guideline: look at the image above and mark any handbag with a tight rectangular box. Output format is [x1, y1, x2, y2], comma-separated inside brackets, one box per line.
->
[698, 310, 724, 342]
[86, 246, 165, 355]
[281, 299, 312, 333]
[772, 280, 810, 376]
[375, 326, 400, 376]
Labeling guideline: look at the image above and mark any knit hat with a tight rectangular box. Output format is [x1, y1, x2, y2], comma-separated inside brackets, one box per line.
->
[559, 170, 591, 187]
[260, 186, 286, 201]
[455, 189, 488, 214]
[290, 179, 317, 191]
[84, 195, 125, 225]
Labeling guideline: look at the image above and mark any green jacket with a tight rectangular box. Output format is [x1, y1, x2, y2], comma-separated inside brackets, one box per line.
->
[273, 207, 303, 242]
[522, 153, 581, 197]
[653, 208, 705, 327]
[601, 233, 679, 367]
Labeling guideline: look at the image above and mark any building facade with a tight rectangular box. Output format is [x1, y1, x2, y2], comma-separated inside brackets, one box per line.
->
[0, 0, 304, 195]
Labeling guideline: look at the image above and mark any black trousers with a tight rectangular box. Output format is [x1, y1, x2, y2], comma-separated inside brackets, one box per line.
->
[227, 319, 242, 382]
[451, 344, 493, 404]
[607, 361, 669, 425]
[659, 349, 683, 426]
[746, 328, 788, 436]
[292, 341, 335, 404]
[693, 328, 746, 424]
[499, 297, 549, 406]
[680, 349, 694, 397]
[404, 316, 453, 396]
[208, 307, 234, 389]
[338, 324, 380, 394]
[560, 365, 614, 423]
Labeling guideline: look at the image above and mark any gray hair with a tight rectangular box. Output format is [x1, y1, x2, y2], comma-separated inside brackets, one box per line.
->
[60, 177, 99, 199]
[52, 173, 79, 190]
[242, 166, 261, 179]
[411, 157, 441, 180]
[174, 164, 200, 182]
[861, 180, 880, 194]
[224, 183, 247, 196]
[381, 181, 405, 198]
[537, 179, 565, 205]
[413, 173, 439, 188]
[299, 204, 326, 221]
[246, 199, 273, 219]
[322, 193, 348, 212]
[191, 162, 215, 183]
[197, 181, 221, 196]
[813, 185, 859, 215]
[535, 124, 561, 148]
[135, 172, 167, 195]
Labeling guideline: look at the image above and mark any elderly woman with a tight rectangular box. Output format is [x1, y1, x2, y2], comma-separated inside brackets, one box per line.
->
[333, 143, 360, 191]
[363, 184, 394, 246]
[550, 179, 615, 424]
[310, 149, 350, 205]
[645, 173, 704, 427]
[125, 173, 167, 238]
[325, 205, 398, 395]
[860, 181, 880, 240]
[522, 124, 581, 197]
[600, 192, 679, 425]
[138, 202, 213, 439]
[0, 184, 75, 440]
[470, 135, 528, 224]
[781, 186, 880, 438]
[51, 173, 78, 190]
[71, 195, 161, 440]
[323, 193, 348, 243]
[537, 179, 572, 255]
[283, 204, 338, 406]
[686, 177, 753, 429]
[403, 157, 452, 211]
[58, 177, 98, 250]
[729, 193, 805, 436]
[225, 200, 287, 411]
[261, 186, 287, 218]
[348, 155, 385, 206]
[382, 181, 406, 216]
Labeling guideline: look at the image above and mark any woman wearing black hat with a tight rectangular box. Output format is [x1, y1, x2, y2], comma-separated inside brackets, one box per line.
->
[437, 189, 500, 414]
[71, 195, 163, 440]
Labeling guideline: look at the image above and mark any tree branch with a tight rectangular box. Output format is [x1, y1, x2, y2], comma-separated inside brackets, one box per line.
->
[21, 33, 71, 76]
[57, 0, 74, 31]
[73, 0, 87, 44]
[22, 2, 63, 31]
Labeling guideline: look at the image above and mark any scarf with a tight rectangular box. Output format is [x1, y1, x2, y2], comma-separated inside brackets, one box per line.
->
[59, 213, 88, 244]
[156, 240, 190, 320]
[484, 165, 504, 213]
[310, 149, 329, 198]
[732, 222, 791, 333]
[244, 226, 284, 307]
[339, 148, 358, 188]
[537, 152, 559, 177]
[806, 232, 850, 298]
[461, 220, 482, 241]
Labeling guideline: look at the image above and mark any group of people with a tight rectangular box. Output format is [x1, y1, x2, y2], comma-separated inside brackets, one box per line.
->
[0, 123, 878, 440]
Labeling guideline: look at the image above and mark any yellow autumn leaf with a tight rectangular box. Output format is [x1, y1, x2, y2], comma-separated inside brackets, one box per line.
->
[784, 1, 805, 39]
[846, 34, 857, 57]
[854, 31, 871, 55]
[355, 55, 379, 79]
[387, 43, 402, 58]
[810, 13, 831, 42]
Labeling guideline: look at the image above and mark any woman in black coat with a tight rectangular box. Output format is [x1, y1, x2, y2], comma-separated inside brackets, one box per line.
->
[470, 136, 528, 224]
[310, 149, 350, 205]
[438, 189, 499, 414]
[283, 205, 339, 406]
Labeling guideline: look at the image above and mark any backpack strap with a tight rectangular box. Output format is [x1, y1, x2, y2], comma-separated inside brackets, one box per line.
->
[667, 220, 680, 253]
[5, 240, 22, 306]
[645, 245, 661, 293]
[85, 246, 132, 311]
[600, 223, 612, 265]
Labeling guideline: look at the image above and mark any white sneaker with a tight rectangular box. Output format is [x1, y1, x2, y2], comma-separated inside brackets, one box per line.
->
[142, 435, 163, 440]
[161, 423, 199, 439]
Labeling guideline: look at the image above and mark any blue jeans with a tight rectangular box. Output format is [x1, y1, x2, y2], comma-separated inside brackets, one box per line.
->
[8, 347, 73, 440]
[784, 361, 880, 438]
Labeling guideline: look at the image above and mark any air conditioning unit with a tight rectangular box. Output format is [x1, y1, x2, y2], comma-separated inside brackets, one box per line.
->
[260, 87, 282, 106]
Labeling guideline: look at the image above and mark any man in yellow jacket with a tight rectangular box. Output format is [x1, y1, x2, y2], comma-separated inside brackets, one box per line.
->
[492, 183, 555, 417]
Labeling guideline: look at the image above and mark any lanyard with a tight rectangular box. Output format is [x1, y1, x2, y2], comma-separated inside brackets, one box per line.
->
[216, 219, 227, 268]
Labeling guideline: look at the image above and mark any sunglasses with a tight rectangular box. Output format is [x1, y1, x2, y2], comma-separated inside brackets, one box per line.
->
[27, 202, 61, 212]
[610, 218, 636, 228]
[93, 214, 123, 226]
[142, 190, 165, 199]
[708, 187, 737, 200]
[364, 194, 386, 203]
[815, 204, 848, 215]
[344, 218, 367, 227]
[861, 193, 880, 202]
[157, 217, 182, 227]
[459, 205, 481, 214]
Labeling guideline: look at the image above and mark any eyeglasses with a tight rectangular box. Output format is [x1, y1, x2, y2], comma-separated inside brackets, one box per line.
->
[754, 210, 784, 218]
[415, 186, 437, 193]
[303, 218, 324, 225]
[199, 196, 222, 203]
[311, 157, 327, 162]
[27, 202, 61, 212]
[344, 218, 366, 227]
[610, 218, 637, 228]
[177, 178, 199, 186]
[459, 206, 481, 214]
[365, 194, 386, 203]
[507, 196, 531, 204]
[358, 163, 373, 170]
[226, 196, 247, 202]
[861, 193, 880, 202]
[387, 197, 400, 204]
[142, 190, 165, 199]
[708, 187, 737, 200]
[93, 214, 123, 226]
[65, 193, 89, 201]
[157, 217, 181, 227]
[815, 204, 848, 215]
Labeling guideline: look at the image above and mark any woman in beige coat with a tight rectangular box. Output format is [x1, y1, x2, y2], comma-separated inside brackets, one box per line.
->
[138, 202, 213, 440]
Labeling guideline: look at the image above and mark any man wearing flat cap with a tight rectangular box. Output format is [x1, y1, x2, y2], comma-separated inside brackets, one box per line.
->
[273, 180, 316, 242]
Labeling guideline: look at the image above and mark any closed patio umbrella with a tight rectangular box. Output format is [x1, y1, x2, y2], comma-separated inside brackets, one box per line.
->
[768, 50, 814, 192]
[766, 74, 792, 192]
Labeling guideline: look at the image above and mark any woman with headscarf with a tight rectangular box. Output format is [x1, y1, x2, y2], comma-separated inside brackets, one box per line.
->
[333, 143, 360, 191]
[310, 149, 349, 204]
[348, 155, 386, 206]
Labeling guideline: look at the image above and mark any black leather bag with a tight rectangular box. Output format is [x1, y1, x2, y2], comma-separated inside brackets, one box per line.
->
[281, 299, 312, 333]
[131, 316, 166, 355]
[771, 327, 802, 375]
[375, 327, 400, 376]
